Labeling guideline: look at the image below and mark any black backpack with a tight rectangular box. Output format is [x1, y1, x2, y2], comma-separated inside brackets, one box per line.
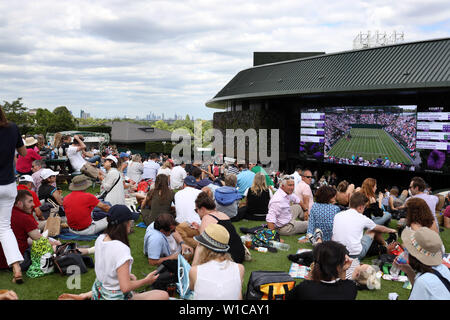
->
[53, 243, 94, 275]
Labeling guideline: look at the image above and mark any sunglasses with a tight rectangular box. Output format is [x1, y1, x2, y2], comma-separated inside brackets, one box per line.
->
[303, 176, 313, 179]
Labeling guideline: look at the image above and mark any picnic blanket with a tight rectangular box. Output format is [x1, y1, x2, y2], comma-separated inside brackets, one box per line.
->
[288, 248, 312, 279]
[54, 228, 101, 241]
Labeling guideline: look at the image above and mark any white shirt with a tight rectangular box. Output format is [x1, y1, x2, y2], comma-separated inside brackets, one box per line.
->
[67, 145, 87, 171]
[94, 234, 133, 291]
[142, 160, 160, 181]
[170, 165, 187, 189]
[174, 186, 202, 224]
[126, 161, 143, 183]
[157, 167, 172, 177]
[194, 260, 241, 300]
[332, 208, 377, 256]
[101, 168, 125, 206]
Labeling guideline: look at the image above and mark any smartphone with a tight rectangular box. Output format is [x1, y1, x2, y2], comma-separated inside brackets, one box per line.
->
[154, 264, 165, 275]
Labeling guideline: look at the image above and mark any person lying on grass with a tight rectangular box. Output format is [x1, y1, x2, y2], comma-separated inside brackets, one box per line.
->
[58, 205, 168, 300]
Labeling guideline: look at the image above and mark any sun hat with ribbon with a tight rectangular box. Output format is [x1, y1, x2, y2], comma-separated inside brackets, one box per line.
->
[401, 226, 443, 266]
[69, 174, 93, 191]
[194, 223, 230, 253]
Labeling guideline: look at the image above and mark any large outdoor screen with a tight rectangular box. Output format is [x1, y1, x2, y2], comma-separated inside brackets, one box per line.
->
[300, 106, 449, 174]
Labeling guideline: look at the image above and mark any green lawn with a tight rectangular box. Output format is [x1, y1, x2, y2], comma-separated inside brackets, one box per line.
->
[1, 182, 448, 300]
[327, 128, 412, 164]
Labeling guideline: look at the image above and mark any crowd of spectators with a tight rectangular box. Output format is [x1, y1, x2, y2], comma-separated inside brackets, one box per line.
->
[0, 105, 448, 301]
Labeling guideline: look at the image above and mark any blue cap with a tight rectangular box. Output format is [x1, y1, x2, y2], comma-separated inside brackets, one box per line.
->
[184, 176, 198, 187]
[119, 152, 129, 158]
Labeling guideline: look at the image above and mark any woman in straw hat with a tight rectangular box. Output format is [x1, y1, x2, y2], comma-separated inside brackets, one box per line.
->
[0, 106, 28, 284]
[189, 223, 245, 300]
[16, 136, 42, 175]
[395, 227, 450, 300]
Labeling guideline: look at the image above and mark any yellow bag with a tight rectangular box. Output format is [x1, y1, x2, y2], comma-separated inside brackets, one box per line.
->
[259, 281, 295, 300]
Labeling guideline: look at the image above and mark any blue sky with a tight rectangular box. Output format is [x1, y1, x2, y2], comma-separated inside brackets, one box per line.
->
[0, 0, 448, 120]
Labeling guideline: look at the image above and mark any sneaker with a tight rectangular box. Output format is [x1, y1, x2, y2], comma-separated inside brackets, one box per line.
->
[313, 228, 323, 244]
[306, 233, 314, 244]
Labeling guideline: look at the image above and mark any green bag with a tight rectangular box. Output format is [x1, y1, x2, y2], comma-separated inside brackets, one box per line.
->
[251, 229, 280, 248]
[26, 236, 55, 278]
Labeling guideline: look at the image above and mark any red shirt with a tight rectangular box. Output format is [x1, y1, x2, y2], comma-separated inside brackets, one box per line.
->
[63, 191, 100, 230]
[17, 184, 41, 209]
[16, 148, 42, 173]
[0, 207, 38, 268]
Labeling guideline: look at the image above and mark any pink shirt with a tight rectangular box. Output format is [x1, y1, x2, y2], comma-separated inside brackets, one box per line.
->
[266, 188, 300, 228]
[16, 148, 42, 173]
[294, 180, 314, 212]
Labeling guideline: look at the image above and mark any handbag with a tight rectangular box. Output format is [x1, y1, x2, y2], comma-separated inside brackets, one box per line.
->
[53, 243, 91, 275]
[177, 255, 194, 300]
[44, 199, 61, 237]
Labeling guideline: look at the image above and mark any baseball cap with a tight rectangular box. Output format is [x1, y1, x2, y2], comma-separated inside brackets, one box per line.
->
[40, 168, 59, 180]
[18, 175, 34, 184]
[107, 205, 134, 225]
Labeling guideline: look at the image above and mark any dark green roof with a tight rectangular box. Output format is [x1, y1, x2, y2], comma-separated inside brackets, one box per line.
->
[206, 38, 450, 109]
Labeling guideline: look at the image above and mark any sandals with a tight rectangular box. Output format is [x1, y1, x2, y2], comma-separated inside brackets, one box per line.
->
[12, 273, 23, 284]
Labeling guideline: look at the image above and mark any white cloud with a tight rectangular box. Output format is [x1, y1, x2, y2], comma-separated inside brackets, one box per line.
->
[0, 0, 448, 119]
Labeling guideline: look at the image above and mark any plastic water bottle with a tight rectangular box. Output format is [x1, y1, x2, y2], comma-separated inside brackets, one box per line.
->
[51, 150, 55, 159]
[390, 250, 408, 278]
[269, 240, 290, 251]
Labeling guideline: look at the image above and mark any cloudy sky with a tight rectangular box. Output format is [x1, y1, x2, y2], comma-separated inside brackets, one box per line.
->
[0, 0, 448, 120]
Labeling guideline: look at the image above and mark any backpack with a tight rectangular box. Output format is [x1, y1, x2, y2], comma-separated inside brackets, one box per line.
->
[246, 271, 295, 300]
[213, 166, 220, 177]
[214, 186, 242, 206]
[251, 228, 280, 248]
[53, 243, 93, 276]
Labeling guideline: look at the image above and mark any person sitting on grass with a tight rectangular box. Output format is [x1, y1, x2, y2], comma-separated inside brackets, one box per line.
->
[335, 180, 356, 208]
[38, 168, 64, 207]
[266, 175, 307, 236]
[189, 223, 245, 300]
[63, 175, 111, 236]
[144, 213, 193, 266]
[193, 192, 245, 264]
[306, 185, 341, 246]
[236, 172, 273, 221]
[140, 174, 175, 227]
[394, 227, 450, 300]
[16, 175, 44, 226]
[286, 241, 356, 300]
[0, 190, 62, 273]
[360, 178, 392, 227]
[58, 205, 169, 301]
[332, 192, 397, 262]
[387, 186, 408, 218]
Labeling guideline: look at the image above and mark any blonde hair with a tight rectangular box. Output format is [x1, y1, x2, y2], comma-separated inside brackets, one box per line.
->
[250, 173, 268, 196]
[197, 243, 233, 265]
[53, 132, 62, 148]
[161, 160, 172, 169]
[354, 265, 380, 290]
[131, 154, 141, 162]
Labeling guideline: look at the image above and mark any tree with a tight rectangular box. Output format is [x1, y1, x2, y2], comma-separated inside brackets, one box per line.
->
[33, 108, 55, 135]
[1, 97, 32, 125]
[47, 106, 77, 132]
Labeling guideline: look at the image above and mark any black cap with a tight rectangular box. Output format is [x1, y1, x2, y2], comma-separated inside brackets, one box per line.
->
[107, 205, 133, 225]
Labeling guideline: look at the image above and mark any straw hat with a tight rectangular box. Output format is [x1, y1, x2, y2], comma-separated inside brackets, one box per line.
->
[24, 136, 38, 147]
[401, 227, 443, 266]
[69, 174, 92, 191]
[194, 223, 230, 253]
